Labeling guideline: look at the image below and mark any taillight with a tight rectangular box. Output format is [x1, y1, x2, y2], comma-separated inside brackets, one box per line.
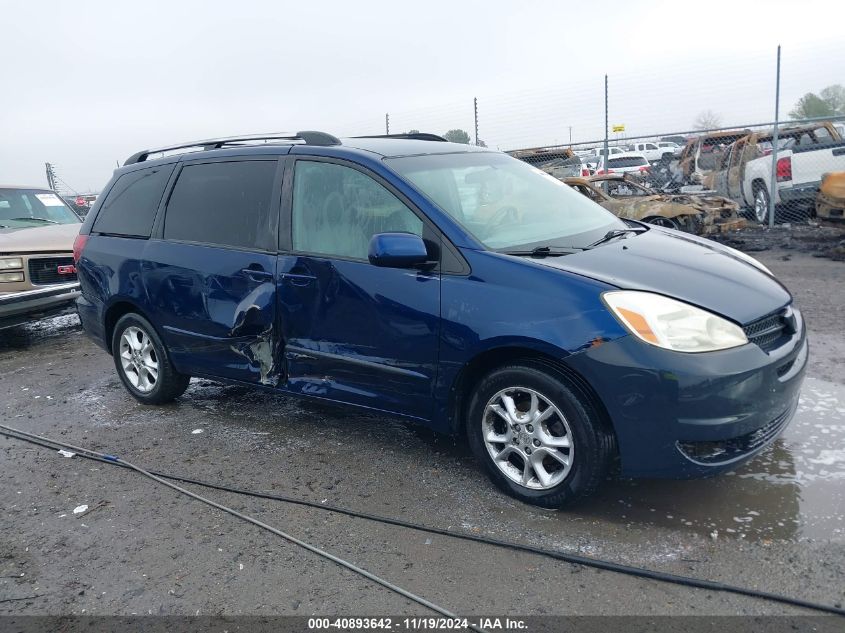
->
[582, 168, 590, 177]
[597, 169, 615, 175]
[73, 234, 88, 263]
[639, 165, 651, 172]
[776, 156, 792, 182]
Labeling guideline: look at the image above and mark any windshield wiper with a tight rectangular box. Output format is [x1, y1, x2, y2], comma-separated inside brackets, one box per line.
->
[8, 217, 59, 224]
[502, 246, 577, 258]
[586, 227, 647, 248]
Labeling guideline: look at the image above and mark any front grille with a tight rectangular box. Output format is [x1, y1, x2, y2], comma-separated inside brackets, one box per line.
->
[28, 256, 77, 285]
[743, 308, 791, 351]
[677, 407, 793, 465]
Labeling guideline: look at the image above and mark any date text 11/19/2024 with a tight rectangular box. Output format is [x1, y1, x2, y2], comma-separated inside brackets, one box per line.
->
[307, 617, 528, 630]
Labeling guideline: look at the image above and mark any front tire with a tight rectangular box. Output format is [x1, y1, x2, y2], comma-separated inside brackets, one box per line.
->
[112, 313, 190, 404]
[466, 363, 614, 508]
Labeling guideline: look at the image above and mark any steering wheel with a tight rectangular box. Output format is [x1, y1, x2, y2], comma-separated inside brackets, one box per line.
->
[480, 205, 520, 240]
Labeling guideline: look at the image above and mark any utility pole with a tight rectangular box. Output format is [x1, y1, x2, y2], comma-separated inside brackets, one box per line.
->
[45, 163, 57, 190]
[473, 97, 479, 146]
[569, 126, 572, 146]
[603, 75, 609, 172]
[768, 45, 781, 228]
[385, 113, 390, 135]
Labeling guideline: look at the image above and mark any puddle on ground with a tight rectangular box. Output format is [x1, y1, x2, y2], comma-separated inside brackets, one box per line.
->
[0, 314, 81, 351]
[575, 376, 845, 542]
[179, 376, 845, 544]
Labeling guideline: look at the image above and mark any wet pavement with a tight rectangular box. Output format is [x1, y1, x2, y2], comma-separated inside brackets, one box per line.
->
[581, 377, 845, 543]
[1, 250, 844, 617]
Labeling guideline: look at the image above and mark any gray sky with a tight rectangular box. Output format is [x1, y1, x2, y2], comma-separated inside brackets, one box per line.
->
[1, 0, 842, 193]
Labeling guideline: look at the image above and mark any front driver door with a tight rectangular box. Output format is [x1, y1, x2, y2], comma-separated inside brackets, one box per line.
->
[277, 158, 441, 420]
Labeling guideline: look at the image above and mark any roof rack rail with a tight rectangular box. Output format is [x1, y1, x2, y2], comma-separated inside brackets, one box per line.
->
[354, 133, 448, 142]
[123, 130, 341, 166]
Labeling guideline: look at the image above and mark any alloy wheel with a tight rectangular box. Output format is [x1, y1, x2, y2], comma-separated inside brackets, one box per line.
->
[482, 387, 574, 490]
[119, 326, 159, 393]
[754, 189, 769, 223]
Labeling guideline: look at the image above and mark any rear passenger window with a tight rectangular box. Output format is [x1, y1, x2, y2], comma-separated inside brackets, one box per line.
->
[164, 161, 277, 251]
[93, 166, 172, 237]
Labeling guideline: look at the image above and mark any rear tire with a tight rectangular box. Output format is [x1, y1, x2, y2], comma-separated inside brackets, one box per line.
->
[466, 362, 614, 508]
[753, 184, 771, 224]
[112, 313, 190, 404]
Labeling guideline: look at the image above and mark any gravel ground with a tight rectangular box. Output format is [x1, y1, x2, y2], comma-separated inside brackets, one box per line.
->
[0, 249, 843, 623]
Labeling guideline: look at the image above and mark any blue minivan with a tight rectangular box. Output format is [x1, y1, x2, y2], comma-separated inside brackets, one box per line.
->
[74, 132, 807, 507]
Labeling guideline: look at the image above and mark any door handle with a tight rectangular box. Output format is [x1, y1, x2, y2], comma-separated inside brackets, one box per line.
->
[281, 272, 315, 287]
[241, 267, 273, 282]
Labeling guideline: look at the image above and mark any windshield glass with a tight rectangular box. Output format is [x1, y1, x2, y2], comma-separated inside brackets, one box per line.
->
[386, 152, 624, 250]
[0, 189, 81, 228]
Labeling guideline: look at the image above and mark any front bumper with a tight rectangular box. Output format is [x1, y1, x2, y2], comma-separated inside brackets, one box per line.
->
[0, 283, 81, 330]
[565, 310, 808, 478]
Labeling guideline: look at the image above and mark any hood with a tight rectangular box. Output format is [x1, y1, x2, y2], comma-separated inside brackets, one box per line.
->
[537, 228, 790, 325]
[0, 223, 81, 254]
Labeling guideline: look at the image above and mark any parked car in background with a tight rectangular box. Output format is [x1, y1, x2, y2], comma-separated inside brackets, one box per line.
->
[660, 135, 689, 146]
[507, 148, 585, 178]
[74, 131, 806, 508]
[672, 130, 751, 185]
[580, 155, 600, 176]
[711, 122, 845, 223]
[596, 152, 650, 176]
[564, 173, 745, 234]
[62, 194, 99, 217]
[815, 171, 845, 220]
[627, 142, 673, 163]
[576, 146, 626, 158]
[0, 186, 82, 329]
[656, 141, 682, 156]
[541, 156, 586, 179]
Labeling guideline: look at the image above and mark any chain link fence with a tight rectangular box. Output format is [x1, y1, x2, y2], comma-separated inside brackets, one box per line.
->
[348, 40, 845, 237]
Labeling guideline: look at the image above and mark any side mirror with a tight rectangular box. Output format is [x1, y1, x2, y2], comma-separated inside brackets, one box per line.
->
[368, 232, 430, 268]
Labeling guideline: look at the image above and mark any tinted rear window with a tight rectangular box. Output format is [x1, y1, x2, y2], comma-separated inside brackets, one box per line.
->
[93, 166, 172, 237]
[608, 156, 648, 168]
[163, 160, 277, 251]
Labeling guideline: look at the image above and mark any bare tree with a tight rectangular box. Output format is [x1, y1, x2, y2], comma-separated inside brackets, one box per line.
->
[693, 110, 723, 131]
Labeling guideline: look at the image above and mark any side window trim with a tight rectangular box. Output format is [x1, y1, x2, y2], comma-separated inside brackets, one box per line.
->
[154, 156, 284, 253]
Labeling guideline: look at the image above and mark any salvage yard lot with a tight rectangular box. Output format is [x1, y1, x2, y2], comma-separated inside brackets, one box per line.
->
[1, 250, 844, 618]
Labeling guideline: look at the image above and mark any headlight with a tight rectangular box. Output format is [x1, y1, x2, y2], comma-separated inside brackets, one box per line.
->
[603, 291, 747, 353]
[0, 272, 25, 283]
[0, 257, 23, 270]
[722, 245, 773, 276]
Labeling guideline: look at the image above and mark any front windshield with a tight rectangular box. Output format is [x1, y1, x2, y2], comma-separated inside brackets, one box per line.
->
[387, 152, 624, 250]
[0, 189, 81, 228]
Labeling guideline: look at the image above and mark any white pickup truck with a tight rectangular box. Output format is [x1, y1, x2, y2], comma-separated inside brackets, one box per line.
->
[714, 122, 845, 222]
[627, 142, 675, 163]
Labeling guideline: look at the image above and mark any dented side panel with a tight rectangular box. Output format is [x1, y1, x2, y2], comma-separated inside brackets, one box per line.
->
[277, 254, 441, 421]
[141, 239, 281, 385]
